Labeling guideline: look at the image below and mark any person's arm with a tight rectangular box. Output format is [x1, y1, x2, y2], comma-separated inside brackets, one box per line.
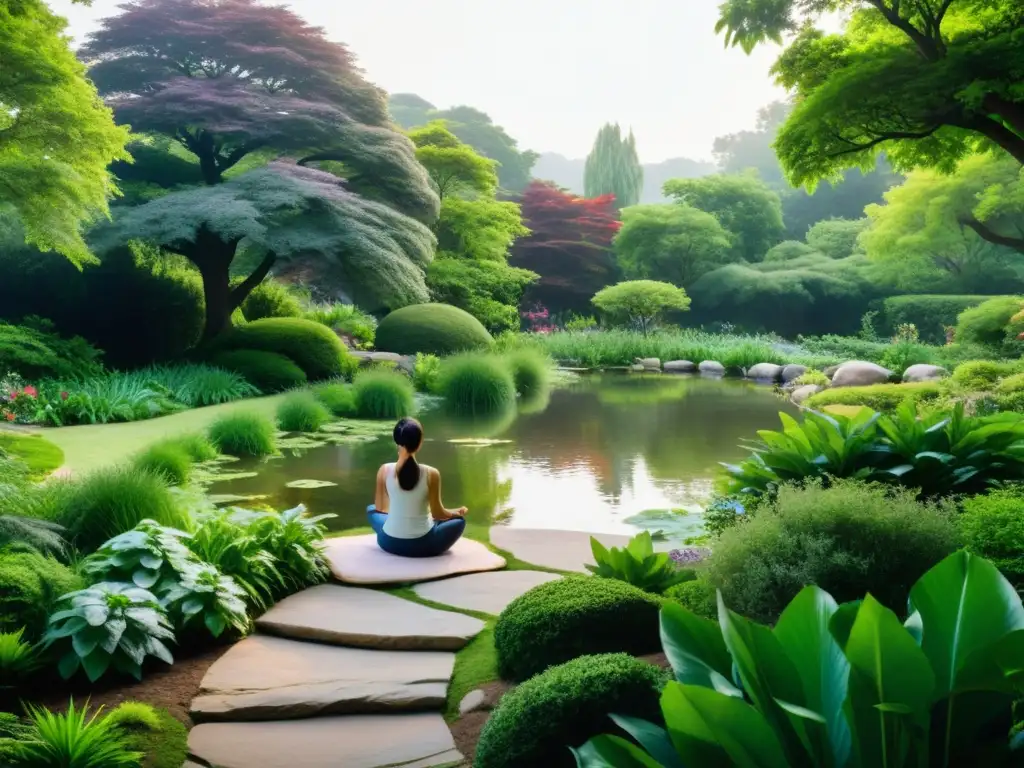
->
[427, 468, 467, 521]
[374, 465, 389, 513]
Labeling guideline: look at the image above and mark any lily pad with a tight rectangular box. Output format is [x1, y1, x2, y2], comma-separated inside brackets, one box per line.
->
[448, 438, 514, 446]
[284, 479, 338, 489]
[624, 507, 705, 541]
[277, 436, 328, 450]
[208, 493, 270, 505]
[198, 470, 259, 483]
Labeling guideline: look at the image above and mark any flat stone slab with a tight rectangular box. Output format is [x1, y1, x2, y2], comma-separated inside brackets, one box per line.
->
[413, 570, 560, 615]
[323, 535, 506, 585]
[490, 528, 671, 573]
[188, 713, 462, 768]
[191, 635, 453, 722]
[256, 584, 484, 651]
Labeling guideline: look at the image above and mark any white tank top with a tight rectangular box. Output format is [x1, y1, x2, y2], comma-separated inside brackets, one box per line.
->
[382, 461, 432, 539]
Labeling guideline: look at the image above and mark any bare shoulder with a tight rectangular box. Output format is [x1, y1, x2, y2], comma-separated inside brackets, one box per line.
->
[424, 465, 440, 483]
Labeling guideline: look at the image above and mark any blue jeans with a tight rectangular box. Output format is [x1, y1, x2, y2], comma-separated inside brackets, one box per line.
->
[367, 505, 466, 558]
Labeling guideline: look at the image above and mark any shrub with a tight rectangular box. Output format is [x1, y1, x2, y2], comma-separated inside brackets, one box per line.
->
[792, 369, 830, 387]
[995, 372, 1024, 411]
[663, 578, 717, 619]
[15, 700, 144, 767]
[209, 318, 355, 380]
[168, 433, 218, 462]
[881, 295, 992, 344]
[959, 488, 1024, 587]
[878, 339, 935, 373]
[277, 391, 331, 432]
[0, 513, 67, 556]
[411, 352, 442, 393]
[207, 411, 277, 457]
[950, 359, 1023, 390]
[104, 702, 161, 733]
[56, 467, 188, 553]
[705, 481, 957, 623]
[240, 279, 303, 321]
[352, 370, 415, 420]
[586, 533, 691, 594]
[147, 364, 259, 407]
[132, 442, 193, 486]
[374, 303, 493, 355]
[503, 349, 551, 397]
[804, 381, 943, 412]
[313, 382, 357, 417]
[0, 322, 103, 380]
[304, 302, 377, 348]
[955, 295, 1024, 346]
[210, 349, 307, 392]
[592, 280, 691, 336]
[437, 354, 516, 415]
[0, 550, 83, 641]
[474, 654, 666, 768]
[494, 576, 663, 681]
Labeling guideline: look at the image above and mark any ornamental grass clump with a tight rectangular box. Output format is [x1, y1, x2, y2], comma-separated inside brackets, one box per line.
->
[207, 411, 277, 457]
[313, 382, 357, 417]
[438, 354, 516, 415]
[276, 391, 331, 433]
[503, 348, 551, 397]
[352, 370, 415, 420]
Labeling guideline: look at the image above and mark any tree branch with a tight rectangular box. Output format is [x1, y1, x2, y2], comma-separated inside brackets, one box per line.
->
[229, 251, 277, 310]
[867, 0, 942, 60]
[960, 216, 1024, 254]
[826, 125, 941, 158]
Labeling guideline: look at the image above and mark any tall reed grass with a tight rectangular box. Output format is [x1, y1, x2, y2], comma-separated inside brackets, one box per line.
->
[353, 371, 415, 420]
[207, 412, 278, 457]
[438, 355, 516, 415]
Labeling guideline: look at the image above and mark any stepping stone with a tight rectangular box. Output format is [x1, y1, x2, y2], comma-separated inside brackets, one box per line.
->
[191, 635, 453, 722]
[490, 528, 672, 573]
[323, 535, 506, 585]
[188, 713, 463, 768]
[413, 570, 561, 615]
[256, 584, 485, 651]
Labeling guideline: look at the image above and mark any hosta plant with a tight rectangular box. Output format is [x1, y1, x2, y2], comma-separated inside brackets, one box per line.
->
[162, 561, 250, 638]
[573, 550, 1024, 767]
[83, 520, 193, 590]
[586, 532, 692, 594]
[42, 583, 174, 682]
[15, 700, 143, 768]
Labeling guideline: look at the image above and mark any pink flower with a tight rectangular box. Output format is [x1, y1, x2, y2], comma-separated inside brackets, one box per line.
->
[61, 391, 69, 401]
[22, 385, 37, 398]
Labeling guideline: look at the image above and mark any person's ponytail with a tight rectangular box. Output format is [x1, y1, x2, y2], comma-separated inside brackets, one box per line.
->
[397, 455, 420, 491]
[393, 417, 424, 491]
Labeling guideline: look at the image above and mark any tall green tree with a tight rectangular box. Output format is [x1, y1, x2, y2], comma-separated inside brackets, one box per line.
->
[408, 122, 498, 202]
[1, 0, 130, 265]
[584, 124, 644, 210]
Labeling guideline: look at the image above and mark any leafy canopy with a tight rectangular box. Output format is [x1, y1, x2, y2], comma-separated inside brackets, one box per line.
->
[585, 124, 645, 210]
[592, 280, 691, 336]
[409, 121, 498, 201]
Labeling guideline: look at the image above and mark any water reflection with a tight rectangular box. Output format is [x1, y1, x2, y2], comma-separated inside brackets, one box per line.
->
[208, 374, 798, 541]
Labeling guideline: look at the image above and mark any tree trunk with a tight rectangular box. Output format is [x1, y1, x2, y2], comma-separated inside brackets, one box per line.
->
[187, 225, 241, 343]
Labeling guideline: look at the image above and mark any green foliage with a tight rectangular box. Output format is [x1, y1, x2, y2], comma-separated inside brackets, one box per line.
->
[565, 314, 598, 333]
[994, 372, 1024, 411]
[503, 349, 550, 397]
[0, 433, 64, 481]
[411, 353, 442, 394]
[426, 257, 537, 335]
[408, 121, 498, 201]
[592, 281, 691, 336]
[0, 550, 82, 641]
[959, 488, 1024, 588]
[276, 391, 331, 433]
[793, 369, 830, 387]
[303, 303, 377, 349]
[211, 349, 307, 393]
[804, 382, 944, 412]
[437, 355, 516, 415]
[805, 217, 868, 260]
[950, 360, 1024, 391]
[956, 296, 1024, 347]
[663, 578, 718, 620]
[167, 433, 218, 463]
[721, 404, 1024, 501]
[884, 296, 1006, 345]
[239, 279, 303, 321]
[43, 582, 175, 682]
[763, 240, 818, 262]
[0, 322, 103, 380]
[121, 708, 187, 768]
[352, 370, 415, 420]
[706, 481, 958, 623]
[586, 533, 692, 594]
[494, 576, 663, 682]
[576, 550, 1024, 768]
[15, 701, 143, 768]
[584, 123, 644, 210]
[0, 628, 41, 687]
[374, 303, 493, 355]
[210, 317, 355, 381]
[878, 340, 935, 374]
[313, 382, 357, 417]
[207, 412, 277, 458]
[104, 702, 161, 734]
[475, 654, 665, 768]
[0, 514, 67, 557]
[161, 560, 250, 639]
[131, 442, 193, 487]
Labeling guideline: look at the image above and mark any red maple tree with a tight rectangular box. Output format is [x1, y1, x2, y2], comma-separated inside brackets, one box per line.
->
[509, 181, 621, 315]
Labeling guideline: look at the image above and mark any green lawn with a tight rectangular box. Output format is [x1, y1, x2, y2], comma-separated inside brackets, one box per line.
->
[0, 432, 65, 479]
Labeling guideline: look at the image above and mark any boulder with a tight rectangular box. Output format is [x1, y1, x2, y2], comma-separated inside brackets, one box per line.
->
[745, 363, 784, 381]
[698, 360, 725, 376]
[630, 364, 646, 372]
[790, 384, 823, 405]
[781, 364, 808, 383]
[831, 361, 893, 388]
[663, 360, 697, 373]
[459, 689, 488, 716]
[823, 364, 841, 378]
[903, 364, 949, 383]
[634, 357, 661, 371]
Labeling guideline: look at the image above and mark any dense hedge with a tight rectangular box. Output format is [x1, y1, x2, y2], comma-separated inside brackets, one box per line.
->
[881, 295, 994, 344]
[374, 303, 493, 356]
[474, 654, 666, 768]
[0, 549, 83, 641]
[0, 323, 102, 380]
[211, 349, 308, 392]
[208, 318, 355, 381]
[494, 576, 662, 681]
[240, 279, 304, 321]
[959, 488, 1024, 588]
[955, 296, 1024, 347]
[804, 381, 944, 412]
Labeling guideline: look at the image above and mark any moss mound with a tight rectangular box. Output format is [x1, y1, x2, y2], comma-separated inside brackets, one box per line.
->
[209, 318, 355, 380]
[494, 576, 662, 682]
[374, 303, 493, 356]
[0, 549, 84, 641]
[211, 349, 308, 392]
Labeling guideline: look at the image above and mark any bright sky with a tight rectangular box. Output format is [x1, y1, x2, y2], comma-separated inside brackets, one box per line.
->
[49, 0, 798, 163]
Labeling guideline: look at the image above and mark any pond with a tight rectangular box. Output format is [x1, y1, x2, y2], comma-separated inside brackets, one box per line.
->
[206, 373, 799, 543]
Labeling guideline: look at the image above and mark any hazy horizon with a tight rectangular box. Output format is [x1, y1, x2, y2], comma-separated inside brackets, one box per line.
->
[47, 0, 818, 163]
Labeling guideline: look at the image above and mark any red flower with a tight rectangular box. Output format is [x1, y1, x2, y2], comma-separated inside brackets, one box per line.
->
[61, 391, 69, 401]
[22, 385, 38, 398]
[4, 412, 14, 422]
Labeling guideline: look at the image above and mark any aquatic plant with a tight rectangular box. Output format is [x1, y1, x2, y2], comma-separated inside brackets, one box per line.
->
[353, 370, 415, 419]
[438, 354, 516, 415]
[313, 381, 357, 417]
[276, 391, 331, 433]
[503, 349, 551, 396]
[131, 441, 194, 486]
[207, 411, 277, 457]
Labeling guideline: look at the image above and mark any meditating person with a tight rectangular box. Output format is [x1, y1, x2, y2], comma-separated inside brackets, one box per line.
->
[368, 417, 468, 557]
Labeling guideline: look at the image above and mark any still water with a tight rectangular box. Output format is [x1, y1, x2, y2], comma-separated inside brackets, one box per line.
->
[207, 374, 799, 542]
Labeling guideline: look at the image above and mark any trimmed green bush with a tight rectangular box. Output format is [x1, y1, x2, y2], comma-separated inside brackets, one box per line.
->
[207, 412, 277, 457]
[805, 381, 943, 412]
[211, 349, 307, 393]
[0, 549, 83, 641]
[313, 382, 357, 417]
[959, 488, 1024, 587]
[131, 442, 193, 486]
[277, 391, 331, 433]
[663, 578, 717, 620]
[169, 433, 218, 462]
[504, 349, 551, 397]
[353, 370, 415, 420]
[474, 654, 666, 768]
[240, 279, 304, 321]
[882, 295, 992, 344]
[955, 296, 1024, 346]
[950, 360, 1024, 390]
[209, 318, 355, 381]
[994, 372, 1024, 411]
[494, 576, 662, 682]
[793, 369, 830, 387]
[0, 322, 102, 380]
[705, 480, 958, 623]
[374, 303, 493, 356]
[438, 355, 516, 415]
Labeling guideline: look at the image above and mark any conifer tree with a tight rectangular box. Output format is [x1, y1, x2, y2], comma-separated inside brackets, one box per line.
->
[583, 124, 644, 210]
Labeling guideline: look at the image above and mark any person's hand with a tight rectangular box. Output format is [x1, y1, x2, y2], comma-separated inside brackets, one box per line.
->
[453, 506, 468, 517]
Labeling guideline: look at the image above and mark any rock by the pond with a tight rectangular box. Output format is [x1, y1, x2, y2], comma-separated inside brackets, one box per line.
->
[781, 364, 808, 383]
[903, 364, 949, 383]
[256, 584, 484, 651]
[323, 535, 506, 585]
[351, 351, 415, 374]
[831, 360, 893, 387]
[630, 364, 646, 372]
[745, 363, 784, 381]
[823, 364, 841, 378]
[459, 689, 487, 716]
[284, 479, 338, 489]
[634, 357, 661, 371]
[791, 384, 823, 405]
[489, 528, 671, 573]
[698, 360, 725, 376]
[413, 570, 560, 615]
[191, 635, 453, 721]
[188, 713, 462, 768]
[663, 360, 697, 373]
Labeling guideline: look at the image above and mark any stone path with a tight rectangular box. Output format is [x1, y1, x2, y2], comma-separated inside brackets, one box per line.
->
[323, 535, 507, 585]
[490, 527, 672, 572]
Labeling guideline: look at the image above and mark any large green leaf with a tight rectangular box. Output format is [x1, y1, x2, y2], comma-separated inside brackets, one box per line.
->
[774, 586, 852, 768]
[572, 734, 667, 768]
[662, 682, 789, 768]
[609, 715, 686, 768]
[660, 601, 741, 697]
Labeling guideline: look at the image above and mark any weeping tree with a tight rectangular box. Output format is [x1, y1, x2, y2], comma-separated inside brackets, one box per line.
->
[584, 124, 644, 210]
[91, 162, 436, 341]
